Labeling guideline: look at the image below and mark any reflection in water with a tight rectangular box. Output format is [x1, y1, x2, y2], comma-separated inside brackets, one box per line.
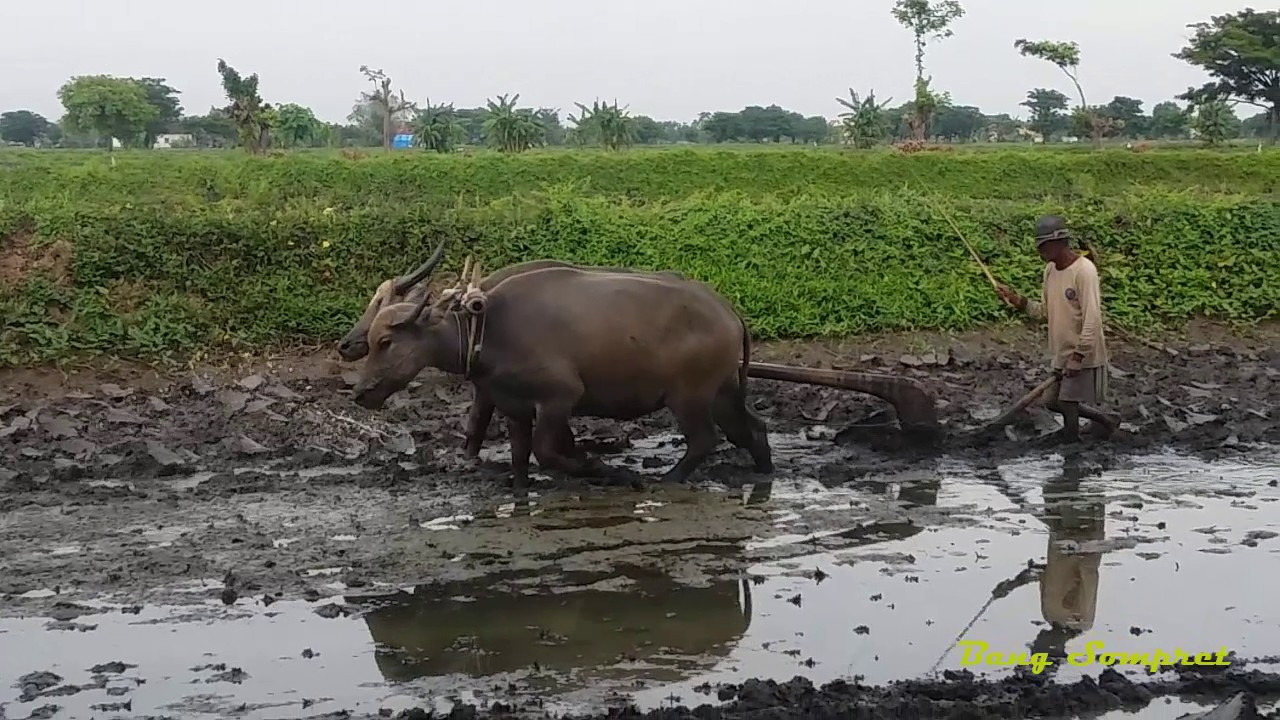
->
[350, 567, 753, 683]
[1032, 458, 1105, 663]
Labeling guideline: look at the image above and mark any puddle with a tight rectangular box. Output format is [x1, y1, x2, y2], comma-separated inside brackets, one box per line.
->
[3, 449, 1279, 718]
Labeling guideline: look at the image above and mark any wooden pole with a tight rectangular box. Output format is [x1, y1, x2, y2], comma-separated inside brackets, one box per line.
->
[979, 375, 1059, 432]
[933, 201, 1001, 291]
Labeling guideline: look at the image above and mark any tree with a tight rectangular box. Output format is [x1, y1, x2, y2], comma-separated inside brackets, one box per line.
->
[0, 110, 52, 146]
[1174, 9, 1279, 144]
[275, 103, 320, 147]
[1191, 99, 1241, 146]
[836, 88, 892, 149]
[359, 66, 417, 150]
[535, 108, 566, 145]
[1241, 111, 1272, 139]
[632, 115, 664, 144]
[794, 115, 832, 144]
[411, 101, 466, 153]
[345, 100, 386, 146]
[1103, 96, 1146, 139]
[568, 99, 635, 150]
[1014, 39, 1102, 149]
[701, 111, 742, 143]
[982, 113, 1024, 142]
[1148, 101, 1191, 139]
[891, 0, 964, 141]
[932, 104, 985, 141]
[1019, 88, 1069, 140]
[481, 94, 545, 152]
[137, 77, 183, 148]
[175, 107, 239, 148]
[56, 75, 157, 151]
[1070, 106, 1123, 141]
[216, 59, 273, 154]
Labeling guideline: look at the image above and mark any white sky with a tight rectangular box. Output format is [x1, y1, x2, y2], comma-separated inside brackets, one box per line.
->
[1, 0, 1248, 123]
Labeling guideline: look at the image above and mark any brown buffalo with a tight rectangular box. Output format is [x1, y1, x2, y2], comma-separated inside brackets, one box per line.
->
[350, 262, 773, 490]
[337, 241, 685, 458]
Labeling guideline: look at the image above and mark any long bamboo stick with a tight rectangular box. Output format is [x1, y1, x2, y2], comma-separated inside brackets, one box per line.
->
[927, 198, 1167, 353]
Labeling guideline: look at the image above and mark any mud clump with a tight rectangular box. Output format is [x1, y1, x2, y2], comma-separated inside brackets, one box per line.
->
[377, 667, 1280, 719]
[0, 326, 1274, 492]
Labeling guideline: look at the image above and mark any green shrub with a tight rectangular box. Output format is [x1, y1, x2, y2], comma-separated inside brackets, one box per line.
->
[2, 186, 1275, 366]
[2, 146, 1276, 207]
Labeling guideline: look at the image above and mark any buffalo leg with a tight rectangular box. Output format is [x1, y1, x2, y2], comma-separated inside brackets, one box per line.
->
[506, 414, 534, 493]
[554, 422, 582, 458]
[659, 397, 720, 484]
[463, 397, 495, 457]
[713, 391, 774, 473]
[531, 401, 612, 478]
[466, 395, 577, 460]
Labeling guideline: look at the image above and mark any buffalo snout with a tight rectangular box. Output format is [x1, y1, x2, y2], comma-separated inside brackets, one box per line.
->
[351, 382, 386, 410]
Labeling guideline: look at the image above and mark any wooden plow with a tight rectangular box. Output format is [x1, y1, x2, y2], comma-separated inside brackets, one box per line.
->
[747, 362, 943, 442]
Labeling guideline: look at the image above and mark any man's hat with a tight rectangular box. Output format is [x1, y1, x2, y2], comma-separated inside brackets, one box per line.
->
[1034, 214, 1071, 247]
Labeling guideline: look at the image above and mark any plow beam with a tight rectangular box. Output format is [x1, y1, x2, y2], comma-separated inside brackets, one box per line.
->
[747, 362, 942, 440]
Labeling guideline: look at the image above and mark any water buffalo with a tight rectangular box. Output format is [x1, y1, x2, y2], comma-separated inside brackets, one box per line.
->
[337, 240, 686, 458]
[350, 262, 774, 490]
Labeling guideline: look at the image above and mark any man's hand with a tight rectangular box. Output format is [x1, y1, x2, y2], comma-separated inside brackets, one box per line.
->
[1064, 353, 1083, 377]
[995, 283, 1025, 310]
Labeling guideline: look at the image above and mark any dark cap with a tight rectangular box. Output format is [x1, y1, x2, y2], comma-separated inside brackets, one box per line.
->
[1034, 215, 1071, 247]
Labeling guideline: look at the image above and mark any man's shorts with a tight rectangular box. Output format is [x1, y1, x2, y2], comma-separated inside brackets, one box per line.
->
[1049, 365, 1109, 405]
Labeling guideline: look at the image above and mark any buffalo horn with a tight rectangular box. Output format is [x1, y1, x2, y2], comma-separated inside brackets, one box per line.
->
[457, 256, 473, 294]
[393, 237, 448, 293]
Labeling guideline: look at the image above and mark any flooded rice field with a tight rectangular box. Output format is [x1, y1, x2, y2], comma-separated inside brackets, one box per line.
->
[2, 325, 1278, 719]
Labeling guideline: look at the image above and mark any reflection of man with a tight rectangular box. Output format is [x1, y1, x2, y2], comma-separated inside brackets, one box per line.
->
[1031, 461, 1105, 665]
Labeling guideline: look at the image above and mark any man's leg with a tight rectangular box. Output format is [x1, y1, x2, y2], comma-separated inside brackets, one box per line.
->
[1060, 367, 1117, 439]
[1043, 374, 1081, 441]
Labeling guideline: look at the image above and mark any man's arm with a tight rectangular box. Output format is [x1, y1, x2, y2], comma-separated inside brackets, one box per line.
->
[1072, 263, 1103, 360]
[1022, 266, 1049, 321]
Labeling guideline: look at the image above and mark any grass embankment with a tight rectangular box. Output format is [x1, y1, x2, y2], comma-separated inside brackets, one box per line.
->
[0, 148, 1276, 366]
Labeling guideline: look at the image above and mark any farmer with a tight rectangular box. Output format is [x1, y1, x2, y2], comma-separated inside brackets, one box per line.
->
[995, 215, 1119, 442]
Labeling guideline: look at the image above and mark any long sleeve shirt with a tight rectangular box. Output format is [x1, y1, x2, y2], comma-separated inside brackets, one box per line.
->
[1024, 256, 1107, 369]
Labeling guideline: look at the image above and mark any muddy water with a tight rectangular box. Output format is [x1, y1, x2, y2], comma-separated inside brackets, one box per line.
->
[3, 447, 1279, 720]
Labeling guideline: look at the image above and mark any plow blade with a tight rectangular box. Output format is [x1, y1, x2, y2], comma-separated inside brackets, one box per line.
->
[747, 362, 941, 438]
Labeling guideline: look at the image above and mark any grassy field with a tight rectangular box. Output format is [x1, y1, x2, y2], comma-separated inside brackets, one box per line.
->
[0, 145, 1276, 366]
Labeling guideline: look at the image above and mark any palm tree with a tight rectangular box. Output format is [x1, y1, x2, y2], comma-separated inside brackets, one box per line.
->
[481, 93, 545, 152]
[411, 101, 465, 153]
[567, 99, 636, 150]
[836, 88, 892, 149]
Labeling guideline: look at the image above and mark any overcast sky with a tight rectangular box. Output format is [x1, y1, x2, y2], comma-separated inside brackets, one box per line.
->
[2, 0, 1249, 124]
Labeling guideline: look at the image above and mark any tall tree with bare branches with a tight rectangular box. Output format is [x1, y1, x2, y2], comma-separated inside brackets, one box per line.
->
[359, 66, 417, 150]
[891, 0, 964, 141]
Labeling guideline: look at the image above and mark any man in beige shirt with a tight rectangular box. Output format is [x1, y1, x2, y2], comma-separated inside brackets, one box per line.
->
[996, 215, 1119, 442]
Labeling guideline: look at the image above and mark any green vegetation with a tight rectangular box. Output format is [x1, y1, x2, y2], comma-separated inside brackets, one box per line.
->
[1, 148, 1276, 366]
[3, 147, 1276, 206]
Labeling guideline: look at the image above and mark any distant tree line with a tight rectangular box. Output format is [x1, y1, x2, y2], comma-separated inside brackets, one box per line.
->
[2, 7, 1274, 151]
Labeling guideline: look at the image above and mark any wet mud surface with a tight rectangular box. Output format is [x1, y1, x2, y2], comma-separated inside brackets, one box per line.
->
[2, 323, 1279, 719]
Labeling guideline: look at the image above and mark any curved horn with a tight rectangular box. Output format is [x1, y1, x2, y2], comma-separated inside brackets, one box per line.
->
[393, 237, 448, 294]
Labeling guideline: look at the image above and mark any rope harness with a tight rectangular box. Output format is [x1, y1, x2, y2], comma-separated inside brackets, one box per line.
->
[440, 254, 489, 380]
[456, 306, 486, 379]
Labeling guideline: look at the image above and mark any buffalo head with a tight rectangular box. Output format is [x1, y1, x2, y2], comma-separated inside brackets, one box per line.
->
[336, 238, 447, 362]
[351, 291, 459, 410]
